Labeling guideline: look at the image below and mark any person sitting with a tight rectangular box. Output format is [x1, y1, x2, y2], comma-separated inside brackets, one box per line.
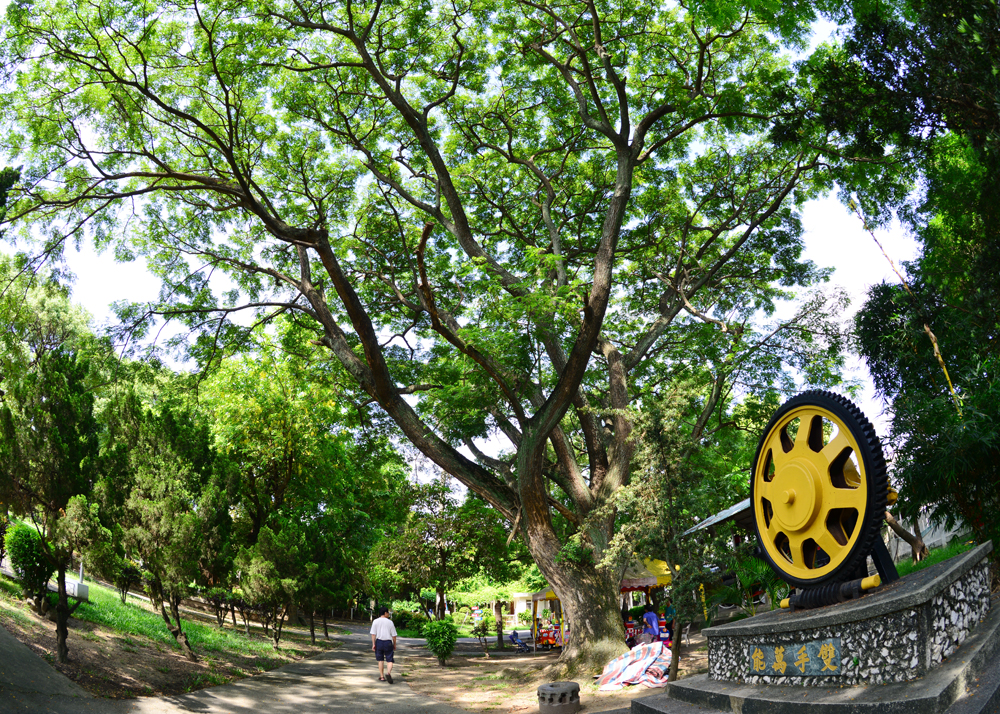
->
[642, 604, 660, 641]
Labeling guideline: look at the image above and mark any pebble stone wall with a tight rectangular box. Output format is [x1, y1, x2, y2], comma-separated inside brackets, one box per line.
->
[930, 560, 992, 665]
[708, 556, 992, 687]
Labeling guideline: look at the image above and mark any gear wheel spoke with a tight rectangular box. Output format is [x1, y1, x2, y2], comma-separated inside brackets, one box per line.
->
[822, 486, 862, 512]
[820, 431, 852, 465]
[787, 533, 807, 568]
[815, 530, 843, 559]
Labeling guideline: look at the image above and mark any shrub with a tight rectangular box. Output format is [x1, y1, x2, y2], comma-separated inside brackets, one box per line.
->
[423, 619, 458, 666]
[4, 524, 54, 607]
[517, 610, 533, 626]
[394, 610, 413, 629]
[114, 561, 142, 605]
[471, 619, 491, 656]
[409, 611, 430, 632]
[391, 599, 420, 613]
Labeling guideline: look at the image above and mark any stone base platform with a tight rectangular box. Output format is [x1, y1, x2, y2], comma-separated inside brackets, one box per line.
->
[709, 543, 993, 686]
[632, 541, 1000, 714]
[633, 594, 1000, 713]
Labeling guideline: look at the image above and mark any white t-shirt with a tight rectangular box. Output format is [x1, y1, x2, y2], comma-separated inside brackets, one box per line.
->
[370, 616, 397, 641]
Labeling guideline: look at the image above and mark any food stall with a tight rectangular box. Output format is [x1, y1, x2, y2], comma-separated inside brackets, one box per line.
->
[526, 558, 676, 651]
[620, 558, 674, 640]
[530, 586, 567, 651]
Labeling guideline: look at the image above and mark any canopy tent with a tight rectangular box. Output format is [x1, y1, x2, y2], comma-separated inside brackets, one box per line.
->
[620, 558, 672, 592]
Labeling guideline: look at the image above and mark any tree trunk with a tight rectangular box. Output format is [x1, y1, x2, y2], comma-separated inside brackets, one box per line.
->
[261, 607, 272, 637]
[515, 433, 630, 673]
[528, 542, 627, 673]
[668, 622, 681, 681]
[323, 612, 329, 639]
[239, 607, 251, 636]
[272, 603, 288, 650]
[158, 591, 197, 661]
[885, 511, 929, 562]
[55, 564, 72, 664]
[435, 588, 446, 620]
[309, 609, 316, 645]
[230, 603, 237, 629]
[494, 601, 505, 649]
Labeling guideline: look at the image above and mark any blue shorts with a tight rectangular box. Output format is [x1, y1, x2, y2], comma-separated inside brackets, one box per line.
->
[375, 639, 394, 662]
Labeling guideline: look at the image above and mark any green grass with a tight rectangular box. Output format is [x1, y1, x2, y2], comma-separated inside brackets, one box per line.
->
[0, 604, 35, 629]
[2, 570, 306, 661]
[896, 538, 974, 579]
[70, 580, 305, 659]
[183, 672, 229, 691]
[0, 575, 22, 599]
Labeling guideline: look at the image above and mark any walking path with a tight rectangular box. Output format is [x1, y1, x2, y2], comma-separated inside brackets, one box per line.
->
[0, 624, 468, 714]
[2, 616, 635, 714]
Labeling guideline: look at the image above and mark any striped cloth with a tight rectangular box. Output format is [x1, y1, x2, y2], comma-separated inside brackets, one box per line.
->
[596, 641, 672, 691]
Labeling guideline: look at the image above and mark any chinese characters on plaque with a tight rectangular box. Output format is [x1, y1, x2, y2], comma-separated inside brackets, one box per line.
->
[747, 638, 841, 676]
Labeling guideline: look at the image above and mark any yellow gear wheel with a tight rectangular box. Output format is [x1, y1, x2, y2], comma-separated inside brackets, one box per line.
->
[751, 391, 888, 588]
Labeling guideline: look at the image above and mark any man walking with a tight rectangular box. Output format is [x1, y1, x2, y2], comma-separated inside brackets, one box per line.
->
[370, 607, 398, 683]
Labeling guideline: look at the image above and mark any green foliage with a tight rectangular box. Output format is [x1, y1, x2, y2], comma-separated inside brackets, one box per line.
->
[423, 620, 459, 665]
[709, 549, 789, 617]
[409, 611, 430, 633]
[471, 619, 492, 655]
[0, 0, 874, 658]
[895, 539, 974, 579]
[517, 611, 533, 626]
[389, 599, 423, 630]
[609, 385, 767, 632]
[4, 524, 53, 600]
[842, 0, 1000, 577]
[391, 599, 421, 613]
[202, 342, 409, 628]
[0, 344, 99, 540]
[379, 479, 517, 615]
[392, 610, 414, 630]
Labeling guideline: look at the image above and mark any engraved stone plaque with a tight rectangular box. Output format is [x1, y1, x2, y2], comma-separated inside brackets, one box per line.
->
[746, 637, 842, 676]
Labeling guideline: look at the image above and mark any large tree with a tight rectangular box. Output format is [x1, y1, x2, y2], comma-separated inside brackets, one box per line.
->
[99, 387, 231, 661]
[1, 0, 866, 665]
[825, 0, 1000, 577]
[0, 345, 99, 664]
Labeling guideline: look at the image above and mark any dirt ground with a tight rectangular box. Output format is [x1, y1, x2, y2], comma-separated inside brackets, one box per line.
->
[403, 637, 710, 713]
[0, 594, 341, 699]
